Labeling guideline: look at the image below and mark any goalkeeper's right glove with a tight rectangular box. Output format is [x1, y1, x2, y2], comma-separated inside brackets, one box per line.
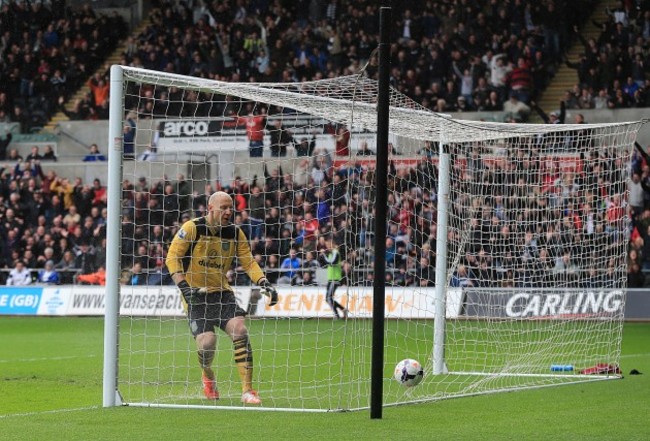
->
[259, 279, 278, 306]
[177, 280, 207, 304]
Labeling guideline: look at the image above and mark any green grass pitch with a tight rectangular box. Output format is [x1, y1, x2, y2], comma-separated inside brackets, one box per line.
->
[0, 316, 648, 440]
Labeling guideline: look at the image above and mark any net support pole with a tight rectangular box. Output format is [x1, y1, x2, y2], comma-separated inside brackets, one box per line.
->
[433, 140, 450, 375]
[370, 6, 391, 420]
[103, 65, 125, 407]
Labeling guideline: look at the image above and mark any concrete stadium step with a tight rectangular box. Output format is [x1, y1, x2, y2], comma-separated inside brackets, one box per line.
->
[554, 72, 580, 80]
[545, 84, 578, 91]
[535, 0, 619, 116]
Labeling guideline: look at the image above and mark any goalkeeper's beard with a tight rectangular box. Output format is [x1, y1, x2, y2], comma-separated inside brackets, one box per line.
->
[208, 213, 231, 227]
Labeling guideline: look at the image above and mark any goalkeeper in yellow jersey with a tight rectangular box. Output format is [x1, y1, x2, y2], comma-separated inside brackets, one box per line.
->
[166, 191, 278, 405]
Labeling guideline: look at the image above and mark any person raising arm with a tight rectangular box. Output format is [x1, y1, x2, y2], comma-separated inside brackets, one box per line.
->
[166, 191, 278, 404]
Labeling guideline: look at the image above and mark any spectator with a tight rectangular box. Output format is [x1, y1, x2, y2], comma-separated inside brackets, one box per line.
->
[385, 237, 397, 267]
[77, 265, 106, 286]
[6, 261, 32, 285]
[450, 265, 475, 288]
[123, 114, 136, 159]
[138, 144, 158, 161]
[506, 57, 533, 104]
[487, 53, 510, 100]
[503, 94, 531, 122]
[298, 212, 319, 252]
[60, 97, 90, 121]
[245, 107, 266, 157]
[91, 179, 107, 208]
[334, 125, 350, 156]
[11, 105, 29, 134]
[532, 100, 566, 124]
[25, 146, 43, 162]
[553, 250, 580, 283]
[83, 144, 107, 162]
[50, 177, 75, 209]
[41, 145, 57, 161]
[415, 256, 435, 287]
[6, 148, 23, 163]
[300, 271, 317, 286]
[37, 260, 60, 285]
[247, 186, 265, 240]
[484, 91, 503, 111]
[147, 261, 173, 286]
[54, 250, 78, 284]
[62, 205, 81, 228]
[122, 262, 148, 286]
[277, 248, 301, 284]
[295, 135, 316, 157]
[74, 239, 97, 275]
[87, 72, 110, 107]
[628, 263, 645, 288]
[269, 119, 293, 157]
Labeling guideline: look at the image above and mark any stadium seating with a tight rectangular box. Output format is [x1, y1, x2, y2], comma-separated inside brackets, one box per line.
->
[1, 0, 649, 287]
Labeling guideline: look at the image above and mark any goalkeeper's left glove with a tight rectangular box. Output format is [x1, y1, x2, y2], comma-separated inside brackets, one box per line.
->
[177, 280, 207, 304]
[259, 279, 278, 306]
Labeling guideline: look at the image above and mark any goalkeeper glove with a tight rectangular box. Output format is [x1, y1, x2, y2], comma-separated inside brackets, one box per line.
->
[259, 279, 278, 306]
[177, 280, 207, 304]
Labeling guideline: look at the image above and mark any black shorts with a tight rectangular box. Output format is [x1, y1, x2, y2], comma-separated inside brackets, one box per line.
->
[186, 291, 247, 337]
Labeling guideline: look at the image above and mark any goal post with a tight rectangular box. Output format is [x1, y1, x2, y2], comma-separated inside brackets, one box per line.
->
[104, 64, 644, 411]
[103, 64, 125, 407]
[433, 140, 450, 376]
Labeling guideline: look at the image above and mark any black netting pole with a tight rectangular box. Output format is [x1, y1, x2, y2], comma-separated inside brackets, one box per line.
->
[370, 6, 391, 420]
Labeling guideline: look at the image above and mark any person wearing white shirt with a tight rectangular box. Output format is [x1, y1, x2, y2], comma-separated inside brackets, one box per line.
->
[628, 173, 645, 216]
[293, 158, 311, 188]
[486, 53, 511, 92]
[6, 261, 32, 286]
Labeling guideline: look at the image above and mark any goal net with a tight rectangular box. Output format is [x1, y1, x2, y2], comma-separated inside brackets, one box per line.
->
[104, 65, 642, 411]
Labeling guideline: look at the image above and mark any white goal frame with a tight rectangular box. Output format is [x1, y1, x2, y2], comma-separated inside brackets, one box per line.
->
[103, 64, 643, 410]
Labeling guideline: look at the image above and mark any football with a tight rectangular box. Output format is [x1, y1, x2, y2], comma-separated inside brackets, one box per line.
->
[394, 358, 424, 387]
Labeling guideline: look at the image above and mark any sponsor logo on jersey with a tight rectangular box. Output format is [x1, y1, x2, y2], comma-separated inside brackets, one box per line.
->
[198, 259, 224, 269]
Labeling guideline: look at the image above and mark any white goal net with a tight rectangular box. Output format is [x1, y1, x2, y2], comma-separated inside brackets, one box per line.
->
[104, 65, 642, 411]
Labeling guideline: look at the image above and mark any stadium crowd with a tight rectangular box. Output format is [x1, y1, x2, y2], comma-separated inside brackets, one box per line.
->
[14, 0, 648, 127]
[1, 0, 650, 288]
[129, 0, 650, 116]
[0, 1, 127, 135]
[1, 133, 647, 289]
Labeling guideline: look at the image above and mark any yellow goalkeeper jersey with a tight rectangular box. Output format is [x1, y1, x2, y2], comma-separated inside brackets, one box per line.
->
[166, 217, 265, 293]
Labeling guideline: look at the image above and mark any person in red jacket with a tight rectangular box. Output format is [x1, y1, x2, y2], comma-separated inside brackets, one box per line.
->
[245, 107, 266, 157]
[300, 212, 319, 252]
[334, 125, 350, 156]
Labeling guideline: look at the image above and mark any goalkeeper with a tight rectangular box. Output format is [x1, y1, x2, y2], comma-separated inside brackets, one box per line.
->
[166, 191, 278, 405]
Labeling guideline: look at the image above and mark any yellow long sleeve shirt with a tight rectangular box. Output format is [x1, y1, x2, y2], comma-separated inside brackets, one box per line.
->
[166, 217, 264, 293]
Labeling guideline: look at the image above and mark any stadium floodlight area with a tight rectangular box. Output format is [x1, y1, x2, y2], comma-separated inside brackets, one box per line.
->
[104, 65, 643, 411]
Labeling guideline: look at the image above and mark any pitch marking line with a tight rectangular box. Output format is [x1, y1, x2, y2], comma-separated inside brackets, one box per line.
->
[619, 353, 650, 359]
[0, 355, 98, 363]
[0, 406, 99, 419]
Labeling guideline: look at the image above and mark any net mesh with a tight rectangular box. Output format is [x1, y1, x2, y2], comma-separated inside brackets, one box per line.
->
[113, 66, 641, 410]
